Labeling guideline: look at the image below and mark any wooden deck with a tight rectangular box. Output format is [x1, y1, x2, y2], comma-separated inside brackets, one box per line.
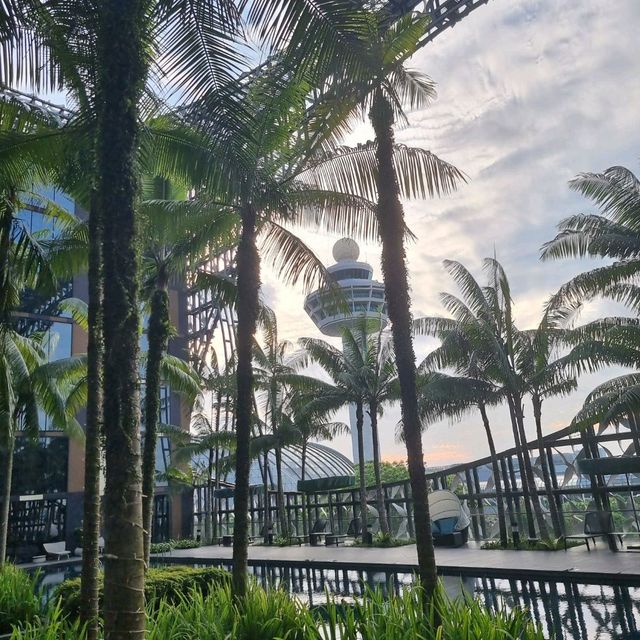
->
[161, 541, 640, 586]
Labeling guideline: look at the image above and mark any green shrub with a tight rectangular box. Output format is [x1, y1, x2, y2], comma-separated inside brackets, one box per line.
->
[0, 565, 43, 634]
[149, 538, 200, 553]
[481, 537, 585, 551]
[353, 533, 414, 548]
[17, 580, 544, 640]
[169, 538, 200, 550]
[55, 565, 230, 619]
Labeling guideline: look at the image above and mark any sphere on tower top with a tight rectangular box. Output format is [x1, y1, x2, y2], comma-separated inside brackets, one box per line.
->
[332, 237, 360, 263]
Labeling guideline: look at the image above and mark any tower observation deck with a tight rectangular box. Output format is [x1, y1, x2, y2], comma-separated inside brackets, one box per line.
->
[304, 238, 388, 463]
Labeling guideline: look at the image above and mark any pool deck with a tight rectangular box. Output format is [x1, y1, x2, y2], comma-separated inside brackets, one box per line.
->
[160, 541, 640, 586]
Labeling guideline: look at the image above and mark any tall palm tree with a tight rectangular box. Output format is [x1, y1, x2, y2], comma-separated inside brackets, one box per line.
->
[253, 309, 309, 538]
[348, 323, 398, 536]
[300, 11, 465, 595]
[517, 308, 579, 538]
[284, 393, 349, 537]
[417, 259, 550, 539]
[180, 66, 381, 596]
[2, 2, 244, 633]
[542, 163, 640, 442]
[299, 334, 371, 533]
[414, 318, 510, 546]
[138, 177, 237, 565]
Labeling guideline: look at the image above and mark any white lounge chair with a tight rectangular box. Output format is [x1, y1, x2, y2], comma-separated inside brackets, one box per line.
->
[428, 490, 471, 547]
[43, 541, 70, 560]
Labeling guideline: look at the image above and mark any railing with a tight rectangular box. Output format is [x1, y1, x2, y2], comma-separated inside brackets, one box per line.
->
[195, 421, 640, 542]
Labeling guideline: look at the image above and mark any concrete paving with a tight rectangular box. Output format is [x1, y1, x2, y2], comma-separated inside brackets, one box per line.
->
[160, 540, 640, 585]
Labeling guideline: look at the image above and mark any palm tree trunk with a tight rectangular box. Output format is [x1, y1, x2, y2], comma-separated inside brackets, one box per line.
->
[232, 202, 260, 598]
[0, 429, 15, 567]
[369, 401, 389, 536]
[205, 450, 213, 544]
[478, 403, 508, 546]
[142, 274, 170, 567]
[275, 445, 288, 538]
[212, 387, 223, 541]
[301, 441, 308, 537]
[0, 195, 14, 314]
[80, 199, 104, 639]
[507, 395, 536, 538]
[532, 395, 563, 537]
[370, 90, 437, 598]
[272, 383, 287, 538]
[355, 401, 368, 534]
[512, 396, 550, 539]
[96, 0, 147, 635]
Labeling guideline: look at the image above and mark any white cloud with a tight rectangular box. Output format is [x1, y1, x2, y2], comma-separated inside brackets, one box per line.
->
[259, 0, 640, 465]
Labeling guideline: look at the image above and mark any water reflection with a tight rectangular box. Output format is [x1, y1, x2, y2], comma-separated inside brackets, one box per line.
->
[33, 561, 639, 639]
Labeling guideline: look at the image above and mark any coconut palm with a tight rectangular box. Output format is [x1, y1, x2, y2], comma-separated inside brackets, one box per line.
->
[179, 66, 382, 596]
[298, 10, 465, 594]
[138, 177, 238, 565]
[416, 259, 550, 539]
[415, 319, 510, 546]
[284, 394, 349, 537]
[299, 328, 381, 536]
[542, 162, 640, 444]
[348, 323, 398, 536]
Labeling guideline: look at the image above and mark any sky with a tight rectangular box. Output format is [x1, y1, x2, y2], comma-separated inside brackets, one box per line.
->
[259, 0, 640, 466]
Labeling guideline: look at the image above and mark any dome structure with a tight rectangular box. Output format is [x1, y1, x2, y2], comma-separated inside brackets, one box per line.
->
[221, 442, 353, 492]
[332, 237, 360, 262]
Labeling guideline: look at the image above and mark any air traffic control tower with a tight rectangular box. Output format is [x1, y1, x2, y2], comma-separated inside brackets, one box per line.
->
[304, 238, 388, 463]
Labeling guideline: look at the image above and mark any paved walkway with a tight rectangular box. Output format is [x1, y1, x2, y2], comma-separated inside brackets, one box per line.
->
[161, 541, 640, 586]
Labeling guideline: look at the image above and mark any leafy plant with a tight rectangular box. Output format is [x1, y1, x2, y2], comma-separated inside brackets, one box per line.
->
[354, 533, 414, 548]
[0, 565, 43, 634]
[15, 581, 544, 639]
[481, 538, 584, 551]
[55, 566, 229, 619]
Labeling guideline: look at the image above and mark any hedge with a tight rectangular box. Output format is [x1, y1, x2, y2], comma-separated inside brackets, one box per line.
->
[55, 565, 230, 619]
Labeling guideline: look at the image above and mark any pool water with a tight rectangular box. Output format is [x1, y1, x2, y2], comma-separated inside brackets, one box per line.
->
[34, 561, 639, 639]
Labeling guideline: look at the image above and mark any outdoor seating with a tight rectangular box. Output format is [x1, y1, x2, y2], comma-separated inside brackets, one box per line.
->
[43, 541, 70, 560]
[429, 490, 471, 548]
[308, 518, 329, 546]
[564, 510, 624, 551]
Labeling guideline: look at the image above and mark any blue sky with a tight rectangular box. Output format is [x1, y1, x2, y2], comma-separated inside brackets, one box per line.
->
[262, 0, 640, 465]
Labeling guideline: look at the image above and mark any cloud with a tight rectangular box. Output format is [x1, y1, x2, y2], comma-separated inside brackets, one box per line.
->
[258, 0, 640, 465]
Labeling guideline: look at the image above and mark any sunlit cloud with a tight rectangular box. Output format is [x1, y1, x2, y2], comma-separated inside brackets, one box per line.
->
[261, 0, 640, 465]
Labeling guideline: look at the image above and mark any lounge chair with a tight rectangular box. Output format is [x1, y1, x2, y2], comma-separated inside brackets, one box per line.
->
[43, 541, 70, 560]
[564, 510, 624, 551]
[429, 490, 470, 548]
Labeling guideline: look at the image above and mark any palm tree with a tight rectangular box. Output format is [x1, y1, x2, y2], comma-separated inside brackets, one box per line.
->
[2, 2, 244, 632]
[138, 177, 237, 565]
[414, 318, 510, 546]
[253, 310, 306, 538]
[347, 323, 398, 537]
[517, 309, 579, 538]
[179, 67, 381, 596]
[417, 259, 550, 539]
[541, 164, 640, 305]
[300, 11, 465, 595]
[284, 394, 349, 537]
[542, 163, 640, 442]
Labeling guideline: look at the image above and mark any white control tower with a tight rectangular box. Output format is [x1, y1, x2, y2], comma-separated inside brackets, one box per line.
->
[303, 238, 388, 463]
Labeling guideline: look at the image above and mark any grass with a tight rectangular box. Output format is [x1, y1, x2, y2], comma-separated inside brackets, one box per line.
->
[0, 565, 43, 635]
[11, 579, 545, 640]
[481, 537, 585, 551]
